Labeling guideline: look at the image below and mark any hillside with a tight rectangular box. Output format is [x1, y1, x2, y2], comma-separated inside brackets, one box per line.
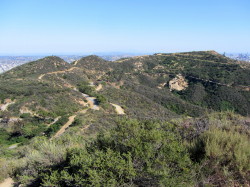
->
[105, 51, 250, 116]
[1, 56, 70, 79]
[73, 55, 115, 79]
[0, 51, 250, 186]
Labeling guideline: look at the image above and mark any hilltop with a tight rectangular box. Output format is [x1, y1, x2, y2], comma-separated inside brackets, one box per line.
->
[0, 51, 250, 186]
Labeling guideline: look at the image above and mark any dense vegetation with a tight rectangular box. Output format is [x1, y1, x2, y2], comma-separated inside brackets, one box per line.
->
[0, 51, 250, 186]
[0, 113, 249, 186]
[104, 51, 250, 116]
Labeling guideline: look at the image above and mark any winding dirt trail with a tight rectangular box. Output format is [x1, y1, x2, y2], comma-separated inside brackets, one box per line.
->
[53, 115, 77, 139]
[74, 59, 80, 65]
[81, 93, 100, 110]
[37, 68, 101, 138]
[110, 103, 125, 115]
[38, 67, 79, 80]
[0, 178, 14, 187]
[48, 85, 100, 139]
[52, 109, 89, 139]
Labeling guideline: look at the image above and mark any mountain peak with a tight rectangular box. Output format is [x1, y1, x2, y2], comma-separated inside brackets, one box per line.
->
[2, 56, 69, 79]
[43, 56, 65, 61]
[79, 55, 107, 62]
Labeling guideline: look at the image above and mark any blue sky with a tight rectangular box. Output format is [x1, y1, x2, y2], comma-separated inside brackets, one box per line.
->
[0, 0, 249, 55]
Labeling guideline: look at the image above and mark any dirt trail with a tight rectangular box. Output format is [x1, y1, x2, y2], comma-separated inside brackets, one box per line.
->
[110, 103, 125, 115]
[0, 100, 16, 111]
[96, 84, 103, 91]
[48, 116, 61, 126]
[51, 108, 88, 139]
[74, 59, 80, 65]
[38, 67, 79, 80]
[38, 68, 101, 111]
[81, 93, 99, 110]
[36, 77, 100, 138]
[53, 115, 76, 139]
[0, 178, 14, 187]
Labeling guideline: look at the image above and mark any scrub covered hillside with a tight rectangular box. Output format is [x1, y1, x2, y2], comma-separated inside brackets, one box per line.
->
[0, 51, 250, 186]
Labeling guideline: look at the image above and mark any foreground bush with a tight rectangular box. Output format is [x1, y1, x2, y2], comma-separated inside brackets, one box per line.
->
[15, 119, 193, 186]
[190, 124, 250, 186]
[3, 112, 249, 186]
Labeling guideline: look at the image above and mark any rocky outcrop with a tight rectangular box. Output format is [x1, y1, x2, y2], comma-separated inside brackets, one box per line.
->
[169, 74, 188, 91]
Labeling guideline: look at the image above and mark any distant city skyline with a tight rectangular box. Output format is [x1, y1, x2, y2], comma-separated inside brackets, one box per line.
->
[0, 0, 249, 55]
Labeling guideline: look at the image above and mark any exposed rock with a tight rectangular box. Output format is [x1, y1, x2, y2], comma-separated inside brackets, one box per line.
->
[169, 74, 188, 91]
[153, 65, 165, 70]
[0, 99, 16, 111]
[157, 82, 167, 89]
[110, 103, 125, 115]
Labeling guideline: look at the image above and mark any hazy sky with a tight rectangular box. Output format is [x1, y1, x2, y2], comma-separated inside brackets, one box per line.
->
[0, 0, 249, 55]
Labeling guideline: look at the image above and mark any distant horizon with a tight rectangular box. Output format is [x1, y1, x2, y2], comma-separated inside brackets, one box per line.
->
[0, 51, 148, 56]
[0, 50, 249, 57]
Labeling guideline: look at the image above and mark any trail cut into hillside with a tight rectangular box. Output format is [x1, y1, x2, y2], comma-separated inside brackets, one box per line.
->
[52, 89, 100, 139]
[82, 93, 100, 110]
[74, 59, 80, 65]
[52, 115, 77, 139]
[110, 103, 125, 115]
[38, 67, 79, 80]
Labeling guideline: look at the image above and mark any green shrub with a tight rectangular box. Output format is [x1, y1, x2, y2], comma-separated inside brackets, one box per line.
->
[77, 82, 94, 95]
[190, 124, 250, 185]
[21, 123, 47, 138]
[0, 158, 13, 182]
[204, 127, 250, 173]
[38, 119, 193, 186]
[0, 129, 10, 145]
[95, 94, 107, 104]
[20, 113, 31, 119]
[41, 148, 136, 186]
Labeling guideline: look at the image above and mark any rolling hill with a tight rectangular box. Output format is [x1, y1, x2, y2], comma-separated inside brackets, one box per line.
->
[0, 51, 250, 186]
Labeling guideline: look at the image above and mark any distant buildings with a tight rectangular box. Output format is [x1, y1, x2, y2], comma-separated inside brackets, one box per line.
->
[226, 53, 250, 62]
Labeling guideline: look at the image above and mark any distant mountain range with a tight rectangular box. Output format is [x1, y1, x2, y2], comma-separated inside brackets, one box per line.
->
[0, 54, 137, 73]
[1, 52, 249, 74]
